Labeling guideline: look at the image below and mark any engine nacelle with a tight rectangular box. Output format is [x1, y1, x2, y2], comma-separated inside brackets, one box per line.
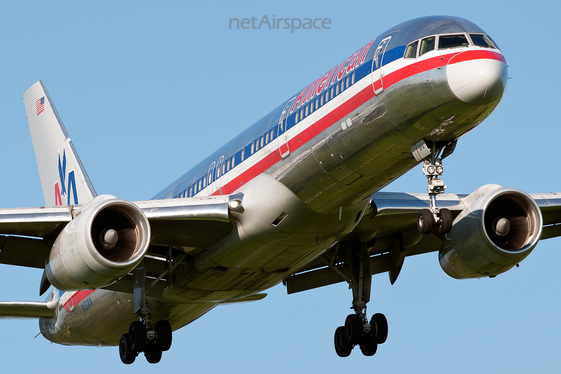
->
[45, 195, 151, 290]
[439, 185, 542, 279]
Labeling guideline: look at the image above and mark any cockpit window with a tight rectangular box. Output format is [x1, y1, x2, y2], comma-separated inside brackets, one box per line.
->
[419, 37, 435, 56]
[469, 34, 496, 49]
[438, 34, 469, 49]
[404, 41, 418, 58]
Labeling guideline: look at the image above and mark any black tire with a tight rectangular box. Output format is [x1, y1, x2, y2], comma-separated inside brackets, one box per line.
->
[334, 326, 352, 357]
[129, 321, 147, 353]
[417, 209, 434, 234]
[145, 346, 162, 364]
[119, 333, 136, 364]
[371, 313, 388, 344]
[155, 320, 173, 351]
[344, 314, 363, 345]
[438, 208, 453, 234]
[359, 335, 378, 356]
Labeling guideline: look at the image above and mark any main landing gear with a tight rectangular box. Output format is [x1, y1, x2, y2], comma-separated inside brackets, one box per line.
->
[413, 140, 456, 236]
[334, 312, 388, 357]
[325, 241, 389, 357]
[119, 262, 173, 364]
[119, 319, 173, 364]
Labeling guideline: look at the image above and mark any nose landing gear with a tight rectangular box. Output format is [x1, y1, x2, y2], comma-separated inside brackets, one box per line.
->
[412, 140, 456, 235]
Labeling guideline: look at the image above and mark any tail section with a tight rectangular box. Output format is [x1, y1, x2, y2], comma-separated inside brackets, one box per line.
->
[22, 81, 97, 207]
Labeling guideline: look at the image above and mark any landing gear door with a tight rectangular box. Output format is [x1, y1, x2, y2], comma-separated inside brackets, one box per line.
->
[278, 98, 295, 159]
[372, 37, 392, 95]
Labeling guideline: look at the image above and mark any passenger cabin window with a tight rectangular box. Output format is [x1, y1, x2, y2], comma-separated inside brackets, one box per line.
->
[470, 34, 496, 49]
[419, 36, 435, 56]
[439, 34, 469, 49]
[404, 41, 418, 58]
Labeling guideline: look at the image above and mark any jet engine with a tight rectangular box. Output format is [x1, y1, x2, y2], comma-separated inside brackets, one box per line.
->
[439, 186, 542, 279]
[45, 195, 151, 290]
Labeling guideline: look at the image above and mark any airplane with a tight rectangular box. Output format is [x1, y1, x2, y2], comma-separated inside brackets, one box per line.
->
[1, 14, 560, 364]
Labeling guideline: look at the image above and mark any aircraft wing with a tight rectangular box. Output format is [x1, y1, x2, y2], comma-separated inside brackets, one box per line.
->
[285, 188, 561, 294]
[0, 195, 237, 285]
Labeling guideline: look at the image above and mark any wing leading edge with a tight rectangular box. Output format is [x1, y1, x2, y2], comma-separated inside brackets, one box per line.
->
[285, 185, 561, 294]
[0, 195, 237, 294]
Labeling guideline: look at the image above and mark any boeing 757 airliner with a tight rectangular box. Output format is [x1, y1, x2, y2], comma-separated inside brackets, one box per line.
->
[1, 15, 560, 364]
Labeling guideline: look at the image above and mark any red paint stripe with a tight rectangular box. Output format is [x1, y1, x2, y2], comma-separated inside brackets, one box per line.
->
[448, 50, 506, 64]
[382, 50, 505, 90]
[212, 50, 505, 196]
[62, 289, 96, 313]
[215, 85, 376, 196]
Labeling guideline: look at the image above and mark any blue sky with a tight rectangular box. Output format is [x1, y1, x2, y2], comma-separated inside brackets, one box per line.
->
[0, 0, 560, 372]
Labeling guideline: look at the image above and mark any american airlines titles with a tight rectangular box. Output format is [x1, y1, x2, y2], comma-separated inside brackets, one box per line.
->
[289, 39, 375, 113]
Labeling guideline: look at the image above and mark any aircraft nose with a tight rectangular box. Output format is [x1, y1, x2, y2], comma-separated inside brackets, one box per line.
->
[447, 52, 508, 105]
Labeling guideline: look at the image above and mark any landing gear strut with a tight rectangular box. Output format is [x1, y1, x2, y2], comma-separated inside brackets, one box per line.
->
[413, 140, 455, 235]
[326, 241, 389, 357]
[119, 261, 173, 364]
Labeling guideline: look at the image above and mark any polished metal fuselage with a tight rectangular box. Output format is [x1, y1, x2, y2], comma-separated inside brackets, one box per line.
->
[40, 16, 507, 346]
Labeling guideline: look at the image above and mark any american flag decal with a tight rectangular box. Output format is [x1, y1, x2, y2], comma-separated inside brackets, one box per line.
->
[36, 97, 45, 116]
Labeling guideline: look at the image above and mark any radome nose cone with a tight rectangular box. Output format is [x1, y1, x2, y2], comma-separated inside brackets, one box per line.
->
[447, 53, 508, 105]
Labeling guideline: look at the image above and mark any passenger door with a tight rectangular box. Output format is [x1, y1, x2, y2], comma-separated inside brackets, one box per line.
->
[372, 37, 392, 95]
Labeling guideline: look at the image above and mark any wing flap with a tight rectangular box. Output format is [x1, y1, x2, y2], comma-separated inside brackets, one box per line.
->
[219, 293, 268, 304]
[529, 193, 561, 239]
[0, 236, 50, 269]
[0, 206, 71, 237]
[136, 196, 234, 248]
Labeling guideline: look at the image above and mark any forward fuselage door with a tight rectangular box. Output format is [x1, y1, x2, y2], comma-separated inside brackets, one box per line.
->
[372, 36, 392, 95]
[278, 98, 295, 159]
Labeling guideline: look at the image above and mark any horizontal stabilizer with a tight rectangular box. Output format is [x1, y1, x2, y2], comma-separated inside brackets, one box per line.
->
[0, 300, 57, 318]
